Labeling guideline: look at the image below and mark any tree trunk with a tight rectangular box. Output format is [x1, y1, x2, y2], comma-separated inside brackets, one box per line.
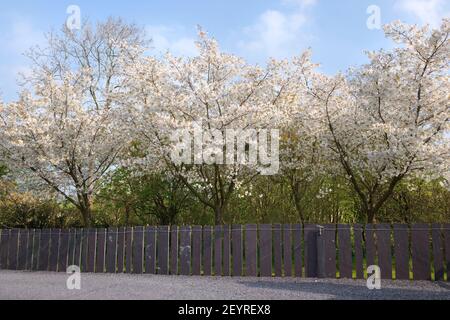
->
[214, 206, 224, 225]
[79, 193, 93, 227]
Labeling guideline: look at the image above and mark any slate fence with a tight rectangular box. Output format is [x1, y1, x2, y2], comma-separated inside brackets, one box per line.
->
[0, 224, 449, 281]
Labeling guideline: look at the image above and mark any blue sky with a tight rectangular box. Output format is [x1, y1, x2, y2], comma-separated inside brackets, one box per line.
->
[0, 0, 449, 102]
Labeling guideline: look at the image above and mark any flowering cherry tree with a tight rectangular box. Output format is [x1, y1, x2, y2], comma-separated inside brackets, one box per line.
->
[121, 30, 306, 224]
[309, 19, 449, 222]
[0, 19, 146, 226]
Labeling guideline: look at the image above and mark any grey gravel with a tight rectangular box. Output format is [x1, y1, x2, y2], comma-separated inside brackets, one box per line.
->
[0, 270, 449, 300]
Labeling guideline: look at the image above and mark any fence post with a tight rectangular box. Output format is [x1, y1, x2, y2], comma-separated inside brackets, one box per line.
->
[316, 225, 325, 278]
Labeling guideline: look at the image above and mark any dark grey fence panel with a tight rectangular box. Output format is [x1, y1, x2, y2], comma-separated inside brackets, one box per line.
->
[125, 227, 133, 273]
[106, 228, 117, 273]
[273, 224, 282, 277]
[38, 229, 50, 271]
[26, 230, 35, 270]
[376, 224, 392, 280]
[169, 226, 178, 275]
[81, 229, 88, 272]
[338, 224, 352, 279]
[365, 224, 376, 268]
[411, 223, 430, 280]
[304, 224, 318, 278]
[32, 229, 40, 271]
[116, 227, 125, 273]
[245, 224, 257, 277]
[321, 224, 336, 278]
[0, 230, 8, 269]
[214, 226, 223, 276]
[353, 224, 364, 279]
[431, 224, 444, 281]
[180, 226, 191, 276]
[67, 229, 75, 267]
[444, 224, 450, 282]
[17, 229, 28, 271]
[95, 229, 106, 273]
[73, 229, 82, 268]
[8, 229, 19, 270]
[87, 228, 97, 273]
[132, 227, 143, 274]
[203, 226, 213, 276]
[48, 229, 59, 272]
[293, 224, 302, 277]
[58, 229, 69, 272]
[192, 226, 202, 276]
[283, 224, 292, 277]
[232, 225, 243, 277]
[158, 226, 170, 275]
[223, 226, 231, 276]
[393, 224, 409, 280]
[260, 224, 272, 277]
[145, 227, 157, 274]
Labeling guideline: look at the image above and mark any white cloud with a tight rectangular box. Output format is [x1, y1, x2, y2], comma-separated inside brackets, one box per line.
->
[145, 25, 198, 57]
[395, 0, 449, 27]
[238, 0, 317, 61]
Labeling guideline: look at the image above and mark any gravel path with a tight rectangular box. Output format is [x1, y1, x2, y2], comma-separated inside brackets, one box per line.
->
[0, 270, 449, 300]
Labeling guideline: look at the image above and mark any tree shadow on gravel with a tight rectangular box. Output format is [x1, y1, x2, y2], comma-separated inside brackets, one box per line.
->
[237, 280, 450, 300]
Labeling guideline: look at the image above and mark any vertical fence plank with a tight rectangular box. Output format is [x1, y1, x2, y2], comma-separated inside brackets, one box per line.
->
[81, 229, 88, 272]
[158, 226, 170, 275]
[338, 224, 352, 279]
[8, 229, 19, 270]
[106, 228, 117, 273]
[283, 224, 292, 277]
[393, 224, 409, 280]
[132, 227, 143, 274]
[32, 230, 40, 271]
[260, 224, 272, 277]
[273, 224, 282, 277]
[169, 226, 178, 275]
[293, 224, 303, 277]
[58, 229, 69, 272]
[0, 230, 9, 269]
[223, 226, 230, 276]
[444, 224, 450, 282]
[203, 226, 212, 276]
[353, 224, 364, 279]
[214, 226, 223, 276]
[431, 224, 444, 281]
[38, 229, 50, 271]
[192, 226, 202, 276]
[26, 230, 35, 270]
[87, 228, 97, 273]
[365, 224, 376, 268]
[17, 229, 28, 270]
[180, 226, 191, 276]
[304, 224, 318, 278]
[245, 224, 257, 277]
[116, 227, 125, 273]
[145, 227, 157, 274]
[125, 227, 133, 273]
[73, 229, 82, 268]
[48, 229, 60, 272]
[411, 223, 431, 280]
[67, 229, 75, 267]
[232, 225, 243, 277]
[376, 224, 392, 280]
[323, 224, 336, 278]
[95, 229, 106, 273]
